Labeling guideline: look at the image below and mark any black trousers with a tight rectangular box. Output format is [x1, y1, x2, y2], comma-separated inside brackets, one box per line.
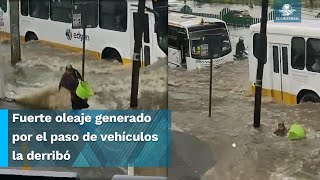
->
[71, 95, 89, 110]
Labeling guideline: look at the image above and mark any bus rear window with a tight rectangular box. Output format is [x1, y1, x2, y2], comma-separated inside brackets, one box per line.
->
[0, 0, 7, 12]
[306, 38, 320, 73]
[291, 37, 305, 70]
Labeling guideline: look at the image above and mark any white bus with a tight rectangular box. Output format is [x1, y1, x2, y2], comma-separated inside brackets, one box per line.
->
[168, 12, 232, 70]
[0, 0, 167, 67]
[249, 20, 320, 105]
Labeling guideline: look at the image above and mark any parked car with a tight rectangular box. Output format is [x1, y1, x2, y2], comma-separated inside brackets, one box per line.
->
[168, 2, 185, 12]
[229, 10, 252, 18]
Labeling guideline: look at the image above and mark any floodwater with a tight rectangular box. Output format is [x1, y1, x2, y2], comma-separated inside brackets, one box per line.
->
[178, 1, 319, 20]
[168, 27, 320, 179]
[0, 40, 167, 179]
[0, 40, 167, 110]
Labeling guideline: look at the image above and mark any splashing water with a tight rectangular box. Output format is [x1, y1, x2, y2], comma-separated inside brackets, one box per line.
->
[0, 40, 167, 110]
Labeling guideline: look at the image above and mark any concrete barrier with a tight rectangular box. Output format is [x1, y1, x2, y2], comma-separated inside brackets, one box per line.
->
[0, 169, 80, 179]
[111, 175, 167, 180]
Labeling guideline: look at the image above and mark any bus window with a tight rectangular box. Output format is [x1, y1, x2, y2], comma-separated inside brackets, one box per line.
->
[0, 0, 7, 12]
[144, 45, 150, 66]
[50, 0, 72, 23]
[291, 37, 305, 70]
[273, 46, 279, 73]
[74, 0, 98, 28]
[143, 14, 150, 43]
[153, 0, 168, 55]
[253, 33, 260, 59]
[99, 0, 127, 32]
[168, 26, 178, 49]
[168, 37, 177, 48]
[282, 47, 288, 75]
[177, 31, 189, 57]
[21, 0, 29, 16]
[30, 0, 49, 19]
[306, 38, 320, 73]
[189, 25, 231, 59]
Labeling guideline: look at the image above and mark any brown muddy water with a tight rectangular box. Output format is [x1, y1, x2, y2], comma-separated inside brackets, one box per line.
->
[0, 40, 167, 110]
[167, 26, 320, 180]
[0, 40, 167, 179]
[168, 57, 320, 179]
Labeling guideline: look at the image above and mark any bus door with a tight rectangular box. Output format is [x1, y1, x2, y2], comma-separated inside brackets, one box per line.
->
[168, 25, 182, 67]
[177, 31, 189, 67]
[271, 43, 290, 102]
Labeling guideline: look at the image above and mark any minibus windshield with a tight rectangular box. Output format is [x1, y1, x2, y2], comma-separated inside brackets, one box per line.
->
[189, 23, 231, 59]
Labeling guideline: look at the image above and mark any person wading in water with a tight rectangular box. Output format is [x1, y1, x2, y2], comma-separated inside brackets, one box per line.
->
[234, 37, 247, 60]
[59, 65, 89, 110]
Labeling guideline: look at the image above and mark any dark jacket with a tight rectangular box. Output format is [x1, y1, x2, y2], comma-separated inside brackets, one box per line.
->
[236, 40, 246, 56]
[59, 68, 89, 110]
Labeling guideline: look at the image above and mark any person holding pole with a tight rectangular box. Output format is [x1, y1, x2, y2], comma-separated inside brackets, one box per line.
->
[59, 65, 89, 110]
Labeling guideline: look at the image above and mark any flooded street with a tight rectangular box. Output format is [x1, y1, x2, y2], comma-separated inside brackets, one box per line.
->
[168, 27, 320, 179]
[179, 1, 319, 20]
[0, 40, 167, 110]
[0, 40, 167, 179]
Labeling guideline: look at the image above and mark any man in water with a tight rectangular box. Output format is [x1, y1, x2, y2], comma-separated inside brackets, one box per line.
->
[274, 122, 287, 137]
[59, 65, 89, 110]
[235, 37, 247, 60]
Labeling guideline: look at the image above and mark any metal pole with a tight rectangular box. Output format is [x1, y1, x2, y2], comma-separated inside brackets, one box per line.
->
[253, 0, 268, 128]
[130, 0, 146, 108]
[10, 0, 21, 66]
[209, 58, 213, 117]
[82, 27, 86, 80]
[81, 4, 86, 80]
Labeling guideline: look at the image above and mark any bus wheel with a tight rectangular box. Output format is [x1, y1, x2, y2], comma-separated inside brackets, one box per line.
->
[25, 32, 38, 42]
[101, 47, 122, 64]
[299, 93, 320, 104]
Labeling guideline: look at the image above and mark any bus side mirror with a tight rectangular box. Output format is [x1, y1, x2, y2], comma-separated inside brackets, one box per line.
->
[253, 33, 267, 64]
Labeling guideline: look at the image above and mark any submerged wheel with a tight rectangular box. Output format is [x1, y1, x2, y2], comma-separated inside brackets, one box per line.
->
[299, 93, 320, 104]
[101, 47, 122, 63]
[25, 32, 38, 42]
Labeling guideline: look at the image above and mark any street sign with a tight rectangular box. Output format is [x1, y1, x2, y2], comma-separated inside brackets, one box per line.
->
[72, 3, 97, 29]
[72, 13, 81, 28]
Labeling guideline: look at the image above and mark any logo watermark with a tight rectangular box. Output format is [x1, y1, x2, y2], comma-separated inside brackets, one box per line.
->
[274, 0, 301, 22]
[65, 29, 90, 41]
